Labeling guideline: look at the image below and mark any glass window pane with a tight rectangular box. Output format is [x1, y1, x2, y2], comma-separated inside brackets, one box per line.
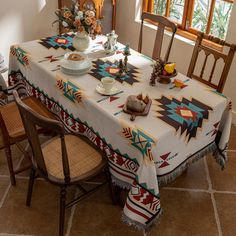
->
[192, 0, 212, 32]
[169, 0, 185, 23]
[210, 0, 233, 39]
[153, 0, 167, 16]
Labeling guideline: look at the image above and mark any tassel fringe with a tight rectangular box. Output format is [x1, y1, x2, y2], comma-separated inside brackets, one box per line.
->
[158, 142, 219, 186]
[121, 209, 163, 232]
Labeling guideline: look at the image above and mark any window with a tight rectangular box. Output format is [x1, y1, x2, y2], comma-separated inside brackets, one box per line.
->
[143, 0, 234, 40]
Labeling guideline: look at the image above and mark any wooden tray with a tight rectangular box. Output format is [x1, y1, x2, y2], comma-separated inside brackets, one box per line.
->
[123, 99, 152, 121]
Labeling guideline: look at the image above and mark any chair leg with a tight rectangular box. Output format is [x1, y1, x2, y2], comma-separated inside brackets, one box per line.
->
[105, 167, 117, 205]
[5, 145, 16, 186]
[26, 168, 36, 207]
[59, 186, 67, 236]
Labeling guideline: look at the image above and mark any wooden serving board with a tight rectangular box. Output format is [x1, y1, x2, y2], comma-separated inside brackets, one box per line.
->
[123, 99, 152, 121]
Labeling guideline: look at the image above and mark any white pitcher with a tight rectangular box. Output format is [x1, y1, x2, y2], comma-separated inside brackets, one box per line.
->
[103, 30, 118, 54]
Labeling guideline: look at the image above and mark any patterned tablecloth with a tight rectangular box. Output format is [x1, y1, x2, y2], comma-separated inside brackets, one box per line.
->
[7, 34, 232, 229]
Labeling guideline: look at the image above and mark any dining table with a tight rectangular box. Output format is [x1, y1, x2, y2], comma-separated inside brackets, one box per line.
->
[6, 33, 232, 230]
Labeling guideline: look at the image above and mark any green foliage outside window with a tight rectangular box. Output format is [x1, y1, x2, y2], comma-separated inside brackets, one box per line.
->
[153, 0, 233, 39]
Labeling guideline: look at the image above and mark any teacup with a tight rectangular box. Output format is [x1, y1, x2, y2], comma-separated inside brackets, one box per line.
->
[101, 77, 115, 93]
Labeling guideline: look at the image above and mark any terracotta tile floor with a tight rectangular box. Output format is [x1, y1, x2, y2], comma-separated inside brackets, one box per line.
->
[0, 125, 235, 236]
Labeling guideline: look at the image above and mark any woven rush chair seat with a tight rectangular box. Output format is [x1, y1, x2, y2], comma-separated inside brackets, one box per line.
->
[0, 96, 55, 139]
[0, 95, 56, 185]
[0, 102, 25, 138]
[43, 134, 103, 179]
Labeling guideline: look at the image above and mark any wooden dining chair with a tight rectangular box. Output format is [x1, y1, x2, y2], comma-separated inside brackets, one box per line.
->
[80, 0, 116, 33]
[138, 12, 177, 62]
[80, 0, 103, 18]
[58, 0, 116, 34]
[0, 77, 56, 186]
[187, 32, 236, 93]
[13, 90, 116, 236]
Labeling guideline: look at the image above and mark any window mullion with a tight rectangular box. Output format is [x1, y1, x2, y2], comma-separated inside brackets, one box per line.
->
[206, 0, 216, 34]
[165, 0, 171, 17]
[142, 0, 149, 12]
[148, 0, 154, 13]
[142, 0, 154, 12]
[182, 0, 192, 30]
[223, 0, 234, 4]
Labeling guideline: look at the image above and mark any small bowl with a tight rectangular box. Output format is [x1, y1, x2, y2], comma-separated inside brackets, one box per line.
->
[158, 69, 178, 84]
[63, 52, 88, 70]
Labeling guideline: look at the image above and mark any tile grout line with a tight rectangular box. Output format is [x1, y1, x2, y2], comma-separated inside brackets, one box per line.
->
[214, 190, 236, 195]
[0, 183, 11, 208]
[204, 157, 223, 236]
[163, 186, 209, 193]
[163, 187, 236, 195]
[65, 189, 80, 236]
[0, 174, 46, 182]
[0, 233, 35, 236]
[0, 144, 29, 208]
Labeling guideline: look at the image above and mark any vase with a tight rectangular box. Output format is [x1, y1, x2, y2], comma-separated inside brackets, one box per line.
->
[73, 32, 90, 52]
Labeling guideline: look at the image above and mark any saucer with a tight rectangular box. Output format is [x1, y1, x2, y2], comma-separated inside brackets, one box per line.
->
[61, 60, 92, 76]
[61, 58, 91, 70]
[96, 83, 120, 96]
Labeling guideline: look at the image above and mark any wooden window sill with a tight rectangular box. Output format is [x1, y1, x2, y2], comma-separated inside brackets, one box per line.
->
[142, 18, 223, 52]
[177, 29, 223, 52]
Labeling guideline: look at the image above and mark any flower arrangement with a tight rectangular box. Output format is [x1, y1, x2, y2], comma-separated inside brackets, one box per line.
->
[53, 1, 102, 39]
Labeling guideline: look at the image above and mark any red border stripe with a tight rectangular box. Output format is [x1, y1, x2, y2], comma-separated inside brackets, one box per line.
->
[125, 202, 150, 220]
[109, 165, 134, 180]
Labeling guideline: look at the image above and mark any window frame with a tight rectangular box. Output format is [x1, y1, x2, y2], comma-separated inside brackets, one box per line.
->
[143, 0, 234, 46]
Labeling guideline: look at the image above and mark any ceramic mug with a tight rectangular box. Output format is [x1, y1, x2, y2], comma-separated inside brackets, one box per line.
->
[101, 77, 115, 93]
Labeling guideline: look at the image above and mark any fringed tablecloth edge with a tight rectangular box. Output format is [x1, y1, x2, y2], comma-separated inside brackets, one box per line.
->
[158, 142, 219, 186]
[111, 175, 132, 190]
[111, 141, 227, 231]
[121, 208, 163, 232]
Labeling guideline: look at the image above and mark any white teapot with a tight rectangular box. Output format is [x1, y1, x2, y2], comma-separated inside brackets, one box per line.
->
[103, 30, 118, 54]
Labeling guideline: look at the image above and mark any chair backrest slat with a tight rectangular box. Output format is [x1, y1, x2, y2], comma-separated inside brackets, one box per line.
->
[13, 91, 71, 183]
[200, 52, 210, 78]
[209, 58, 218, 83]
[187, 32, 236, 93]
[80, 0, 103, 19]
[153, 23, 165, 60]
[138, 12, 177, 62]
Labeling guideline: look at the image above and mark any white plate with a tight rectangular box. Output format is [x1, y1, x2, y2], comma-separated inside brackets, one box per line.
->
[60, 58, 91, 71]
[60, 61, 92, 75]
[96, 83, 120, 96]
[61, 63, 91, 75]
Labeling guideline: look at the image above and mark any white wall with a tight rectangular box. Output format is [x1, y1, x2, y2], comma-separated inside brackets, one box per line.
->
[0, 0, 58, 63]
[116, 0, 236, 124]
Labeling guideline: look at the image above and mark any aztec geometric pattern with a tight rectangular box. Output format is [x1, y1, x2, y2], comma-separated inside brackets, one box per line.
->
[8, 70, 29, 101]
[38, 55, 64, 63]
[39, 34, 75, 51]
[122, 127, 155, 161]
[89, 59, 140, 85]
[8, 74, 163, 228]
[10, 46, 30, 67]
[206, 121, 220, 137]
[208, 89, 227, 98]
[56, 79, 82, 103]
[124, 181, 161, 225]
[155, 152, 178, 169]
[155, 96, 212, 142]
